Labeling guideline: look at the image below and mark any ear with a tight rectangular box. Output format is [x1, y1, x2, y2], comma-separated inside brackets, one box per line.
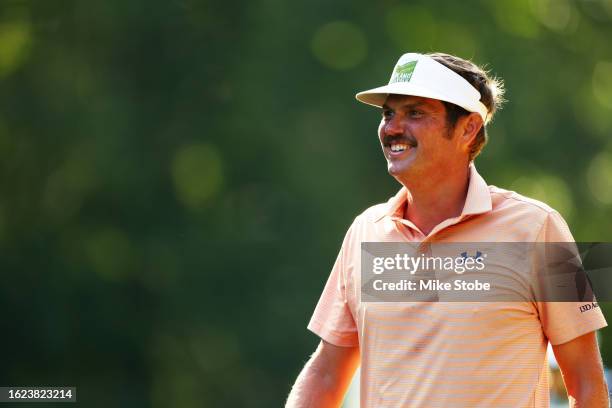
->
[457, 113, 483, 153]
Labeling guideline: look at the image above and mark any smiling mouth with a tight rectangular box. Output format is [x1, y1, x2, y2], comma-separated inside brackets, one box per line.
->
[390, 143, 409, 153]
[383, 135, 417, 155]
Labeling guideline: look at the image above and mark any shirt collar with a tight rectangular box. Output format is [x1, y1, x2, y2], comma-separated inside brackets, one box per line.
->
[374, 163, 492, 223]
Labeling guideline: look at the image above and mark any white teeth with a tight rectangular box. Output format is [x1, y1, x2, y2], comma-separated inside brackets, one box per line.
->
[390, 144, 408, 152]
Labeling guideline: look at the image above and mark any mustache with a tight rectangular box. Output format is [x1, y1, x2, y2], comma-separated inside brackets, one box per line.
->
[382, 134, 418, 147]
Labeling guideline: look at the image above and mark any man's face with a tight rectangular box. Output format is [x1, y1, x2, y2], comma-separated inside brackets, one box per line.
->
[378, 94, 465, 181]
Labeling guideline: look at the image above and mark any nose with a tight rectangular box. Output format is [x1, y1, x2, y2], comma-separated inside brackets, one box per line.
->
[381, 114, 403, 137]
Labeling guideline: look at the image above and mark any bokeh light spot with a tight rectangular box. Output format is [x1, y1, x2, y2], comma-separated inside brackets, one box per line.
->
[511, 173, 574, 219]
[489, 0, 540, 38]
[606, 0, 612, 18]
[172, 143, 223, 210]
[592, 61, 612, 110]
[42, 148, 97, 223]
[0, 21, 32, 77]
[385, 6, 437, 50]
[435, 23, 477, 60]
[311, 21, 367, 71]
[587, 152, 612, 205]
[573, 83, 612, 140]
[86, 227, 136, 281]
[529, 0, 573, 32]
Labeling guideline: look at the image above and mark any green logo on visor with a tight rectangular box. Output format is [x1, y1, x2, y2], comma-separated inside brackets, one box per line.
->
[391, 60, 417, 83]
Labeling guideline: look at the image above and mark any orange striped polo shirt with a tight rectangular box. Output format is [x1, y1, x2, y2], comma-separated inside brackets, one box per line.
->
[308, 164, 607, 408]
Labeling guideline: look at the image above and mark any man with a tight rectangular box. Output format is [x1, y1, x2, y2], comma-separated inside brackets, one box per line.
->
[285, 52, 609, 407]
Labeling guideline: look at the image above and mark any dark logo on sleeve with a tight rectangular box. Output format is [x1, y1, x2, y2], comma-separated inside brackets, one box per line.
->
[579, 302, 599, 313]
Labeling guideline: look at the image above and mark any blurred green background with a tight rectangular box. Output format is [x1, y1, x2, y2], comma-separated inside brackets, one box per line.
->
[1, 0, 611, 406]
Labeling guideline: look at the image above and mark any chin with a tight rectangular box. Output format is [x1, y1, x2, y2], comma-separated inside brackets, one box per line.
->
[387, 166, 400, 176]
[387, 163, 408, 177]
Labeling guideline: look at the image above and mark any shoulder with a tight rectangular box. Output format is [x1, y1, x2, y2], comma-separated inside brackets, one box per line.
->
[487, 185, 571, 236]
[489, 185, 558, 216]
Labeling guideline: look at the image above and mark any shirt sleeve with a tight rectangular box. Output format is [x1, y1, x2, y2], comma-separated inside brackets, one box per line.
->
[535, 211, 607, 345]
[307, 224, 359, 347]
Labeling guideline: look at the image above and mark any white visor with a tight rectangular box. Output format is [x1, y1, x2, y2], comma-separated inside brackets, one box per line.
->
[356, 53, 489, 123]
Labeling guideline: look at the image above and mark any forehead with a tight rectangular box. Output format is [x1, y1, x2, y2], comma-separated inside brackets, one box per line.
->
[382, 94, 446, 111]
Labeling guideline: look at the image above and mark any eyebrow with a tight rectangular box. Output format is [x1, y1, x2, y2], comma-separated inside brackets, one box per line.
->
[381, 101, 428, 110]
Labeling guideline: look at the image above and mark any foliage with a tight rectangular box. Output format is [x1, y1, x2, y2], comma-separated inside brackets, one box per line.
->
[1, 0, 611, 406]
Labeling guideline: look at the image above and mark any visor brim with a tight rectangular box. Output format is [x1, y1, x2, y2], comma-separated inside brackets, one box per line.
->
[355, 82, 449, 108]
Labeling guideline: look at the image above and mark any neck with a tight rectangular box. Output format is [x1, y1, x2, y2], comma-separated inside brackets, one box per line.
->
[400, 164, 470, 235]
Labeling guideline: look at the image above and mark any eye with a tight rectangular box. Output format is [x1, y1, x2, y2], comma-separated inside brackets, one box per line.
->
[409, 109, 424, 118]
[382, 109, 393, 119]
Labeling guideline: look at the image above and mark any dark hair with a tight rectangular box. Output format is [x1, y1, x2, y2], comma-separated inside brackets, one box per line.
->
[427, 52, 505, 161]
